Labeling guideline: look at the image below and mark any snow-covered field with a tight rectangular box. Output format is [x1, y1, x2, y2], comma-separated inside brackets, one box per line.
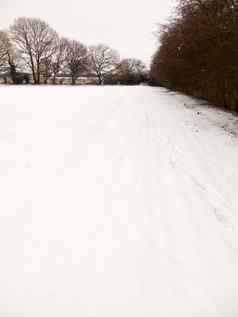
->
[0, 85, 238, 317]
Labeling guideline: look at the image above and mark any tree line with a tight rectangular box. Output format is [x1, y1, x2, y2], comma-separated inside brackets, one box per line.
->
[0, 17, 147, 85]
[150, 0, 238, 111]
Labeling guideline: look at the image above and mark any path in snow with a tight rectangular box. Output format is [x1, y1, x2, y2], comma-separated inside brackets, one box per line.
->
[0, 86, 238, 317]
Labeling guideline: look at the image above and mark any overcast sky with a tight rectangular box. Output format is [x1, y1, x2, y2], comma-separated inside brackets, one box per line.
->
[0, 0, 175, 65]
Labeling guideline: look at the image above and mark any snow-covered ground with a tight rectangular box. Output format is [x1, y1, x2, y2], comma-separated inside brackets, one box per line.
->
[0, 85, 238, 317]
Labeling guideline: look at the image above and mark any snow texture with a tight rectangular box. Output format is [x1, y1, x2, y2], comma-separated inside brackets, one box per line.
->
[0, 85, 238, 317]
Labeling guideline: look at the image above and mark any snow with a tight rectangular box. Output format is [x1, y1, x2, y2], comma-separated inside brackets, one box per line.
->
[0, 85, 238, 317]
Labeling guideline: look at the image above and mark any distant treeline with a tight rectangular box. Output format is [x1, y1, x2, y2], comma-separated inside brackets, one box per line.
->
[150, 0, 238, 111]
[0, 17, 148, 85]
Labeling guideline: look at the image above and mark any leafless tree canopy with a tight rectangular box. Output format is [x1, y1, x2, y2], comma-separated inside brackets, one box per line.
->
[11, 17, 58, 84]
[64, 39, 88, 85]
[0, 31, 9, 69]
[1, 16, 146, 86]
[0, 30, 23, 83]
[118, 58, 147, 85]
[88, 45, 119, 85]
[51, 37, 68, 84]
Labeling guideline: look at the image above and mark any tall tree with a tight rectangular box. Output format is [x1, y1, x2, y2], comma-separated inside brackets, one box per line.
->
[150, 0, 238, 111]
[0, 31, 9, 69]
[0, 30, 21, 84]
[118, 58, 147, 85]
[64, 40, 88, 85]
[40, 56, 53, 84]
[11, 17, 58, 84]
[51, 37, 68, 84]
[88, 45, 119, 85]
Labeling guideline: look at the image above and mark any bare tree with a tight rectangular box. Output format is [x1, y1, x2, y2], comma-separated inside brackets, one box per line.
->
[39, 37, 68, 84]
[0, 30, 22, 84]
[10, 17, 58, 84]
[0, 31, 9, 69]
[51, 37, 68, 84]
[40, 56, 53, 84]
[64, 39, 88, 85]
[118, 58, 147, 85]
[88, 44, 119, 85]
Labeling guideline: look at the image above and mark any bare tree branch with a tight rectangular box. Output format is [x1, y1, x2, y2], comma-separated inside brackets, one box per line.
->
[88, 44, 119, 85]
[10, 17, 58, 84]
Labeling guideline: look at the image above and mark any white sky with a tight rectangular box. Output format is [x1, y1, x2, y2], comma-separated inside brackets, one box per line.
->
[0, 0, 175, 65]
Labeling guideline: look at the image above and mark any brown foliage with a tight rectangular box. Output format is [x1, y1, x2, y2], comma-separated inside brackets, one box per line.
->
[150, 0, 238, 111]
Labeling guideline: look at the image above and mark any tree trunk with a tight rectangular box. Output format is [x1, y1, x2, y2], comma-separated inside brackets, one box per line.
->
[36, 59, 40, 84]
[28, 49, 37, 84]
[98, 74, 103, 85]
[52, 75, 56, 85]
[8, 57, 17, 84]
[72, 76, 76, 85]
